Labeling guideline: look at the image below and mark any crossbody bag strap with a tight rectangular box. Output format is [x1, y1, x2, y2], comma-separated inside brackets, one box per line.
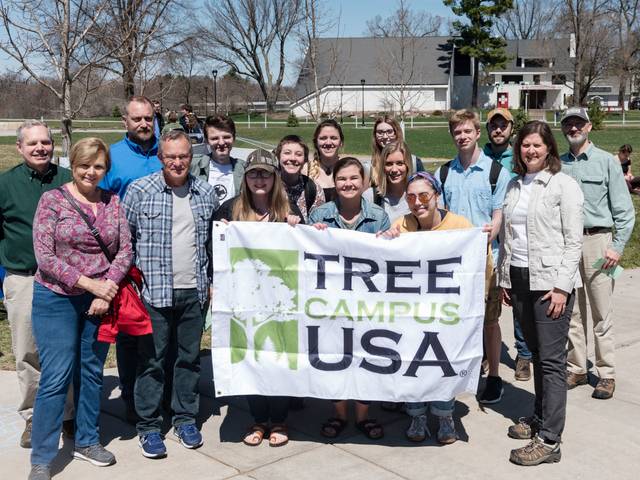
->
[57, 186, 114, 263]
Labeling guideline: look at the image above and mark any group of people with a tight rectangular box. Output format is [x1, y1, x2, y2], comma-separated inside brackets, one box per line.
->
[0, 95, 635, 480]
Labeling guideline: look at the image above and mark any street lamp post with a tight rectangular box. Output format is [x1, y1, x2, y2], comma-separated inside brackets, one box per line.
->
[212, 69, 218, 114]
[204, 86, 208, 116]
[340, 83, 343, 123]
[360, 79, 366, 127]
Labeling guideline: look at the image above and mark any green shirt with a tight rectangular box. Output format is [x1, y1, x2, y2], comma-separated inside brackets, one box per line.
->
[483, 143, 516, 178]
[0, 162, 72, 271]
[560, 143, 635, 254]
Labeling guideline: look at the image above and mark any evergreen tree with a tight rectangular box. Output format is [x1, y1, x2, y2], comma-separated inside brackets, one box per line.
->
[444, 0, 513, 107]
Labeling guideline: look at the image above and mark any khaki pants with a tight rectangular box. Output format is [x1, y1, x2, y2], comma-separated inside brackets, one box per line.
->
[567, 232, 616, 379]
[3, 272, 74, 420]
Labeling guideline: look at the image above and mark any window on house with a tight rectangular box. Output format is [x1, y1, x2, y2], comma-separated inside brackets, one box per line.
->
[503, 75, 524, 84]
[552, 74, 567, 85]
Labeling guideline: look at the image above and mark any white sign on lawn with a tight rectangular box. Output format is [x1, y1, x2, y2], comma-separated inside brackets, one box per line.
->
[211, 222, 486, 402]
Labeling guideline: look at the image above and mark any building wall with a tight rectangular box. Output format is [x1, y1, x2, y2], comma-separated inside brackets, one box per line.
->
[291, 85, 449, 118]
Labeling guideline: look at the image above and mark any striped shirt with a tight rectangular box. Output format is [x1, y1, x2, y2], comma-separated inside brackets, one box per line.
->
[122, 171, 219, 308]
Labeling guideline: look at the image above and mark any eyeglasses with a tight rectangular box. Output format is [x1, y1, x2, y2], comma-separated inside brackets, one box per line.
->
[561, 119, 587, 130]
[406, 191, 436, 204]
[375, 129, 396, 137]
[246, 169, 274, 179]
[163, 154, 191, 163]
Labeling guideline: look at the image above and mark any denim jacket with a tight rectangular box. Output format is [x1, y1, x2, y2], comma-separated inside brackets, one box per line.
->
[308, 197, 390, 233]
[498, 170, 584, 293]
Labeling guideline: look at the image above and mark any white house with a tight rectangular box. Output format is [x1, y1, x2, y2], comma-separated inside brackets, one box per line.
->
[291, 36, 590, 117]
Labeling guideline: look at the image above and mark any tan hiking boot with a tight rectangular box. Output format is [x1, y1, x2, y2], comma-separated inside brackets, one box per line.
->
[509, 437, 561, 466]
[566, 371, 587, 389]
[592, 378, 615, 399]
[508, 416, 540, 440]
[20, 418, 32, 448]
[515, 356, 531, 381]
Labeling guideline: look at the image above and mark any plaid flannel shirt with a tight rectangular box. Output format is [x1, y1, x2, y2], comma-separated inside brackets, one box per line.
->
[122, 171, 219, 308]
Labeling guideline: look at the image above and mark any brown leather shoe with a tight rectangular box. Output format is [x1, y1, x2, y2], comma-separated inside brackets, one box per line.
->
[592, 378, 615, 399]
[514, 356, 531, 381]
[566, 371, 588, 389]
[20, 418, 32, 448]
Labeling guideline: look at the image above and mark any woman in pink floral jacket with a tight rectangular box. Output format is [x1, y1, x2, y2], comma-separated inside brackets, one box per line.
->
[29, 138, 132, 479]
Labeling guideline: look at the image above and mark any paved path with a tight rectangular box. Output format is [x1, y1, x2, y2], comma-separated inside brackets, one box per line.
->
[1, 270, 640, 479]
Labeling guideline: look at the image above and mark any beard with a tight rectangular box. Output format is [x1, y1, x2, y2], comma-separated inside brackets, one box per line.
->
[565, 131, 588, 149]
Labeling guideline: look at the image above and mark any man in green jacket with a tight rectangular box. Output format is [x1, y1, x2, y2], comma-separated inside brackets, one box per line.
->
[0, 121, 74, 447]
[560, 107, 636, 400]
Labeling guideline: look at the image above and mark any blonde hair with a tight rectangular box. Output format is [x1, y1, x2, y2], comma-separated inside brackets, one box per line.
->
[70, 137, 110, 171]
[370, 115, 403, 186]
[309, 119, 344, 180]
[375, 141, 413, 197]
[448, 109, 480, 134]
[232, 172, 290, 222]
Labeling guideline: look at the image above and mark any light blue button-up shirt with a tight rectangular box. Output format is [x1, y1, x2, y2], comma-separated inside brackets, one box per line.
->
[434, 150, 511, 264]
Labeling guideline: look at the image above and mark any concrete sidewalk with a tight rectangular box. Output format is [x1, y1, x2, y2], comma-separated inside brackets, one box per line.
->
[2, 270, 640, 480]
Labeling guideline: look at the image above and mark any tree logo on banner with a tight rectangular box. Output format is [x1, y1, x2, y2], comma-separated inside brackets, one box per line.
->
[229, 248, 299, 369]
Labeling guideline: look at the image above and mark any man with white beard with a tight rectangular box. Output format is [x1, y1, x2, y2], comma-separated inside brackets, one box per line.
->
[560, 107, 635, 400]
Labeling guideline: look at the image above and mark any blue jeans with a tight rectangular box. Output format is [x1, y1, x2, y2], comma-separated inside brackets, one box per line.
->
[135, 289, 204, 434]
[30, 282, 109, 466]
[514, 314, 533, 360]
[406, 399, 455, 418]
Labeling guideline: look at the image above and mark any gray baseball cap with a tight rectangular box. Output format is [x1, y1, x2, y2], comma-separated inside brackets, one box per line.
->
[561, 107, 590, 124]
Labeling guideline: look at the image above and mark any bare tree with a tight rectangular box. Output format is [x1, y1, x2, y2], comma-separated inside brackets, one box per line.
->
[94, 0, 184, 99]
[560, 0, 613, 105]
[199, 0, 302, 112]
[607, 0, 640, 109]
[367, 0, 442, 119]
[164, 37, 203, 104]
[0, 0, 116, 154]
[366, 0, 443, 37]
[495, 0, 560, 39]
[293, 0, 341, 120]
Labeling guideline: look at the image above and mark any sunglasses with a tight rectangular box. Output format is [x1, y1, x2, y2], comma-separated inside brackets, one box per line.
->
[406, 191, 436, 204]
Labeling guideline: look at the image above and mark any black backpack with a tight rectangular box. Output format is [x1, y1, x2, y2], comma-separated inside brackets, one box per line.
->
[439, 159, 503, 207]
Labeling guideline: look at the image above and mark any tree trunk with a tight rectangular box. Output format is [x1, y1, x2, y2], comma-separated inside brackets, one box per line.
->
[124, 66, 136, 98]
[61, 86, 73, 158]
[618, 72, 627, 111]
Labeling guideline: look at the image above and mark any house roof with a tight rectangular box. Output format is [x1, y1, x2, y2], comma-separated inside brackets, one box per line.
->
[501, 38, 574, 73]
[294, 36, 455, 100]
[293, 36, 575, 101]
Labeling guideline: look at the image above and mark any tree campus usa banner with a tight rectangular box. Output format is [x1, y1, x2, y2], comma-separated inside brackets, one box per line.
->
[211, 222, 487, 402]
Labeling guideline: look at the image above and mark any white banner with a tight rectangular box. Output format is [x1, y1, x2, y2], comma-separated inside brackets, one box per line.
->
[211, 222, 487, 402]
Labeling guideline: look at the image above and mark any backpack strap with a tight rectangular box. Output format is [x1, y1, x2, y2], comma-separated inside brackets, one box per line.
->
[438, 160, 452, 208]
[489, 160, 503, 195]
[372, 188, 384, 207]
[302, 175, 317, 214]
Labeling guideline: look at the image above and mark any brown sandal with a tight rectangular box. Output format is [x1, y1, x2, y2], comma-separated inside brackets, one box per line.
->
[269, 424, 289, 447]
[321, 417, 347, 438]
[356, 419, 384, 440]
[243, 423, 268, 446]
